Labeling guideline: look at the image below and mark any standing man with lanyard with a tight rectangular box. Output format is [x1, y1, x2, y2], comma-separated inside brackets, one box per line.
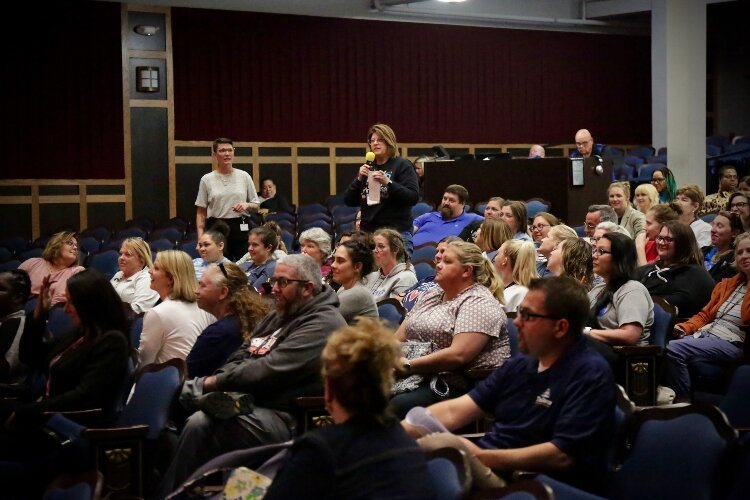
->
[195, 138, 260, 261]
[343, 123, 419, 255]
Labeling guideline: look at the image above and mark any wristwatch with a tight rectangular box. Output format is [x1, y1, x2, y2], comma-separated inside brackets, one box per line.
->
[583, 327, 592, 336]
[403, 360, 412, 373]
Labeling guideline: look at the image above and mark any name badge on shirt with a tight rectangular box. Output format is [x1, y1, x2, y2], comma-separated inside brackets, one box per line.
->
[239, 223, 249, 231]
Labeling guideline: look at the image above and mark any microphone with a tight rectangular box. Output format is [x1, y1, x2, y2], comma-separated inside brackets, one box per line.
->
[365, 151, 376, 169]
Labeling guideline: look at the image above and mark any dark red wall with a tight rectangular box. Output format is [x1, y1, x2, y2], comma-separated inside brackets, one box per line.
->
[172, 8, 651, 145]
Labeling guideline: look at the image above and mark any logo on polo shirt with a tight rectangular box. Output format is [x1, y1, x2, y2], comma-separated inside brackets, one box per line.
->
[535, 388, 552, 408]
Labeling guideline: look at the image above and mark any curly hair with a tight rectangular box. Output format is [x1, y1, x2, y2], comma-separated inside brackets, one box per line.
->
[559, 239, 594, 290]
[207, 263, 270, 340]
[322, 317, 401, 421]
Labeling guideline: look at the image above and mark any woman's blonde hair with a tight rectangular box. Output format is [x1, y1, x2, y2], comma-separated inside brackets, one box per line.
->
[42, 231, 79, 265]
[478, 218, 513, 253]
[547, 224, 578, 247]
[608, 181, 630, 200]
[559, 239, 594, 290]
[500, 240, 539, 287]
[634, 183, 659, 213]
[367, 123, 400, 159]
[121, 237, 154, 269]
[207, 262, 270, 340]
[322, 317, 401, 421]
[446, 241, 504, 303]
[155, 250, 198, 302]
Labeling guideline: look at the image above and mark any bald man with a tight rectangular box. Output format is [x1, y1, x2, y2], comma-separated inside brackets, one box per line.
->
[570, 129, 605, 159]
[528, 144, 545, 159]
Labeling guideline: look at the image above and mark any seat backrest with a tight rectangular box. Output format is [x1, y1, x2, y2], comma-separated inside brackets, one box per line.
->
[47, 305, 76, 339]
[149, 227, 184, 243]
[377, 299, 406, 328]
[180, 240, 199, 259]
[129, 316, 145, 349]
[525, 199, 550, 219]
[649, 300, 675, 347]
[414, 262, 435, 282]
[506, 317, 519, 357]
[427, 457, 462, 500]
[88, 250, 120, 278]
[149, 238, 176, 253]
[412, 245, 437, 262]
[0, 259, 21, 271]
[411, 202, 434, 219]
[719, 365, 750, 430]
[117, 358, 185, 439]
[611, 404, 737, 499]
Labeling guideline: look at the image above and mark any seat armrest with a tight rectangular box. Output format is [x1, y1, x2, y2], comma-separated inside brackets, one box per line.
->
[294, 396, 325, 408]
[82, 425, 149, 441]
[43, 408, 104, 426]
[613, 345, 661, 356]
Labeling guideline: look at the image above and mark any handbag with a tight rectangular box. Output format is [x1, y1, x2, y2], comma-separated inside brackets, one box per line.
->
[392, 341, 436, 395]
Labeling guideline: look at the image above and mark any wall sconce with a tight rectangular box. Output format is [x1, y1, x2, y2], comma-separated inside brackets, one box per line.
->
[134, 25, 160, 36]
[136, 66, 160, 93]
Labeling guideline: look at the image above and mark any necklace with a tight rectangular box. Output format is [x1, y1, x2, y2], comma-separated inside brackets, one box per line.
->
[217, 169, 233, 186]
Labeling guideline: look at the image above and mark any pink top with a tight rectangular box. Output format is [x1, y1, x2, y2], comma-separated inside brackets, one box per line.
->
[18, 258, 85, 306]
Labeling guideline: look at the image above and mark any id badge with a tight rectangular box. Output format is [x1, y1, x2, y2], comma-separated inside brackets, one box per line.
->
[240, 223, 249, 232]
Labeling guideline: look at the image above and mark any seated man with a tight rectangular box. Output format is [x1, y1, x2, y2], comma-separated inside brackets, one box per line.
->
[157, 254, 347, 495]
[528, 144, 545, 159]
[402, 276, 616, 494]
[259, 177, 294, 214]
[700, 165, 738, 215]
[583, 204, 618, 241]
[570, 129, 605, 158]
[413, 184, 483, 247]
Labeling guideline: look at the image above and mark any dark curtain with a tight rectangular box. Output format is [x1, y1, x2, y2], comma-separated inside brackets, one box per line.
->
[0, 1, 123, 180]
[172, 9, 651, 145]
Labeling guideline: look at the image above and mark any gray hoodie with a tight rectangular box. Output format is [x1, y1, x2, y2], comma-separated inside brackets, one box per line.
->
[363, 262, 418, 302]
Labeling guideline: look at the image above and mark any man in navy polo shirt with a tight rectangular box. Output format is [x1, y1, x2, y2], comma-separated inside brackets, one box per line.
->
[412, 184, 483, 247]
[403, 276, 615, 494]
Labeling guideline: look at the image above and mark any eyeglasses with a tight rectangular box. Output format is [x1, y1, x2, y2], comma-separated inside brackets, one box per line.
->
[517, 306, 560, 322]
[730, 202, 748, 209]
[592, 248, 612, 256]
[584, 222, 597, 229]
[218, 262, 228, 278]
[531, 224, 550, 231]
[656, 236, 675, 244]
[64, 240, 78, 248]
[269, 277, 309, 288]
[368, 138, 385, 145]
[216, 147, 234, 154]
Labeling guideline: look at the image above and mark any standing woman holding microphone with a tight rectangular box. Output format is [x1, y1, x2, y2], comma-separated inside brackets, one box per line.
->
[343, 124, 419, 255]
[195, 138, 260, 261]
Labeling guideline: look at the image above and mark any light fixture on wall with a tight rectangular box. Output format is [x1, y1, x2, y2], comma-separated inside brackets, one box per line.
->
[133, 25, 160, 36]
[136, 66, 160, 93]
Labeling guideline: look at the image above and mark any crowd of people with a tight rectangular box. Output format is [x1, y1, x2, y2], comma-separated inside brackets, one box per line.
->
[1, 123, 747, 498]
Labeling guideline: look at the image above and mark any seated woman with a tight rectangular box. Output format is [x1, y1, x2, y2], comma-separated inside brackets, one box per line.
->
[110, 237, 159, 314]
[0, 269, 130, 494]
[299, 227, 333, 283]
[536, 224, 578, 276]
[237, 221, 287, 265]
[635, 202, 681, 265]
[547, 238, 594, 290]
[239, 225, 278, 292]
[675, 184, 711, 247]
[10, 269, 130, 420]
[530, 212, 559, 246]
[474, 218, 513, 263]
[587, 233, 654, 369]
[459, 196, 504, 243]
[390, 241, 510, 418]
[608, 181, 645, 238]
[187, 262, 270, 378]
[662, 233, 750, 401]
[139, 250, 215, 367]
[193, 221, 231, 282]
[401, 236, 460, 313]
[728, 190, 750, 232]
[330, 239, 379, 324]
[494, 240, 538, 313]
[264, 318, 434, 499]
[363, 229, 417, 302]
[18, 231, 84, 306]
[636, 220, 715, 318]
[651, 166, 677, 203]
[499, 200, 532, 241]
[0, 270, 32, 383]
[634, 183, 659, 215]
[703, 211, 742, 283]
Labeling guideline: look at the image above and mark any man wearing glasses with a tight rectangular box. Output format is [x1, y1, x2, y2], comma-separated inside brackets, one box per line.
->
[158, 254, 347, 494]
[570, 129, 606, 159]
[402, 277, 615, 494]
[583, 205, 618, 241]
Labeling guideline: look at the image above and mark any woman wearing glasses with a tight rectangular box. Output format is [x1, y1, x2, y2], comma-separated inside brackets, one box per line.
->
[727, 191, 750, 231]
[342, 124, 419, 254]
[18, 231, 84, 306]
[187, 262, 269, 378]
[530, 212, 559, 245]
[702, 211, 743, 283]
[636, 221, 715, 318]
[674, 184, 711, 247]
[139, 250, 215, 367]
[390, 241, 509, 418]
[650, 166, 677, 203]
[634, 202, 681, 265]
[586, 232, 653, 368]
[363, 229, 417, 302]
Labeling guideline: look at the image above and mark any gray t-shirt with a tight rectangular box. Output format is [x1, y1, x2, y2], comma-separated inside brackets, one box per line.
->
[336, 283, 379, 324]
[588, 280, 653, 345]
[195, 169, 259, 219]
